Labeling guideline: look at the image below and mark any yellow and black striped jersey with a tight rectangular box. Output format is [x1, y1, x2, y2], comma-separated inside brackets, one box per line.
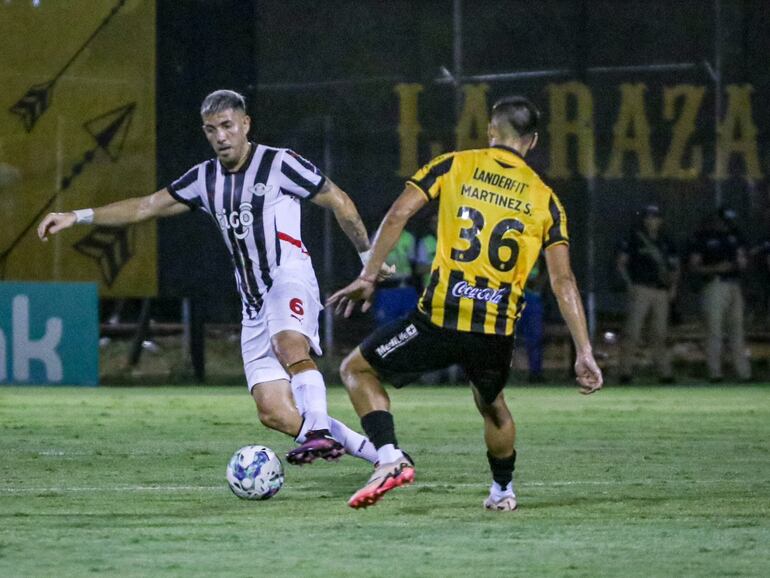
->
[408, 145, 569, 336]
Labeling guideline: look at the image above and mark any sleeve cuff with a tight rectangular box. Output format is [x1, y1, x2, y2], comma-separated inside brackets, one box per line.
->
[406, 179, 432, 201]
[165, 186, 197, 210]
[544, 238, 569, 249]
[305, 175, 327, 200]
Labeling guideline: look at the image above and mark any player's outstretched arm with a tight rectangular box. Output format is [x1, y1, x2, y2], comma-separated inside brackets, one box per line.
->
[37, 188, 189, 241]
[326, 182, 427, 317]
[544, 243, 603, 394]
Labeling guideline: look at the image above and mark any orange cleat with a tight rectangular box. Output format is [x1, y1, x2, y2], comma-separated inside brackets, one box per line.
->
[348, 457, 415, 509]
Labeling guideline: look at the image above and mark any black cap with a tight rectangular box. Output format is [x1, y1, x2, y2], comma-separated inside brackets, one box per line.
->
[643, 204, 662, 217]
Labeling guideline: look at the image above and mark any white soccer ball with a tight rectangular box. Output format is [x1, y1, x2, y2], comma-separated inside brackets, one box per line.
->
[226, 445, 284, 500]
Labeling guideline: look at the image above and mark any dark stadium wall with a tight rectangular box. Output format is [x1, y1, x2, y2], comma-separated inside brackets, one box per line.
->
[155, 0, 257, 321]
[153, 0, 770, 322]
[249, 0, 770, 320]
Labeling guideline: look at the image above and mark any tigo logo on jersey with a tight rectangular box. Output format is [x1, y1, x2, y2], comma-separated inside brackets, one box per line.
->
[216, 202, 253, 239]
[451, 280, 507, 304]
[375, 324, 418, 359]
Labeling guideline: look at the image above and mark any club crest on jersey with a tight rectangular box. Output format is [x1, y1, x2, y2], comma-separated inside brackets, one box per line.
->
[451, 280, 507, 304]
[247, 183, 272, 197]
[216, 202, 253, 240]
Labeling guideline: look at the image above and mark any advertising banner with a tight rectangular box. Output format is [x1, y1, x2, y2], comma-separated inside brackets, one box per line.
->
[0, 282, 98, 385]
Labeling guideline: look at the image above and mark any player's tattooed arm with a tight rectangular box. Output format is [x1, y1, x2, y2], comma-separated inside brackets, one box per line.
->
[311, 179, 370, 252]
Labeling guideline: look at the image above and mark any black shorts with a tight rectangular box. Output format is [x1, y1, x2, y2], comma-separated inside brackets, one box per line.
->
[359, 311, 515, 405]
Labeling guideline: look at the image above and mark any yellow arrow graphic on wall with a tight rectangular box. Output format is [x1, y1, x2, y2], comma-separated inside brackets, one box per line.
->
[8, 0, 128, 132]
[0, 103, 136, 279]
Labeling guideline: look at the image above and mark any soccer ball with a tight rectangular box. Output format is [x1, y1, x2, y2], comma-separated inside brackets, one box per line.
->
[226, 445, 284, 500]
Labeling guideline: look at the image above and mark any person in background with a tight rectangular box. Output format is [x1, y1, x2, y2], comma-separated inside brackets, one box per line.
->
[372, 229, 418, 325]
[616, 204, 680, 384]
[688, 207, 751, 382]
[416, 213, 438, 292]
[517, 256, 547, 383]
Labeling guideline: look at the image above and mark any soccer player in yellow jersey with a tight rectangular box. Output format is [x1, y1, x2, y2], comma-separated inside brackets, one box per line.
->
[328, 96, 603, 511]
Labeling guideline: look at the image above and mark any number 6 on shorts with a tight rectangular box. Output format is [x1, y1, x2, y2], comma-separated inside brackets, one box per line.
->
[290, 297, 304, 317]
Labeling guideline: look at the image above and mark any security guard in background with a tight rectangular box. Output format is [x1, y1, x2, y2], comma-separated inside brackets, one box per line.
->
[617, 204, 679, 384]
[688, 208, 751, 382]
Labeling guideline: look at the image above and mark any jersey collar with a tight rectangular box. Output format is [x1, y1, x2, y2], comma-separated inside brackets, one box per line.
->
[491, 144, 526, 160]
[219, 141, 257, 175]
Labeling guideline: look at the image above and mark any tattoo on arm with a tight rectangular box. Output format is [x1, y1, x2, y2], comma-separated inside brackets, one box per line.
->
[336, 209, 370, 253]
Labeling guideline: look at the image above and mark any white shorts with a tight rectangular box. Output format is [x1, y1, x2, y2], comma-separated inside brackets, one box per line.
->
[242, 266, 323, 392]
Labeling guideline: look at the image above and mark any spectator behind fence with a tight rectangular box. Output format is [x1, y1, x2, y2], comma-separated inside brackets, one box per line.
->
[416, 213, 438, 291]
[517, 255, 547, 383]
[372, 229, 418, 325]
[688, 208, 751, 382]
[617, 204, 680, 384]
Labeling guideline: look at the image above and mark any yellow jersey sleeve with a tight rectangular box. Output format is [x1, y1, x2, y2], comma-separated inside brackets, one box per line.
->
[407, 153, 456, 200]
[542, 190, 569, 248]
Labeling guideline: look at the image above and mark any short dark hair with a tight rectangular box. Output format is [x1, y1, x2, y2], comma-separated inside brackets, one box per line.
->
[491, 96, 540, 137]
[200, 89, 246, 117]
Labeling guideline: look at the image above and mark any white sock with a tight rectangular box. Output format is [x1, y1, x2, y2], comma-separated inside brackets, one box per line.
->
[290, 369, 330, 433]
[329, 418, 378, 463]
[491, 481, 515, 498]
[376, 443, 404, 465]
[290, 376, 306, 416]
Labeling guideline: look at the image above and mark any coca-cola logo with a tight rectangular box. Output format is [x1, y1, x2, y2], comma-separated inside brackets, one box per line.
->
[450, 280, 507, 304]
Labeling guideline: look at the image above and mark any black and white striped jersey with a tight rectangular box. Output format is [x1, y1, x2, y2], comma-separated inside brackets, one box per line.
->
[167, 143, 326, 321]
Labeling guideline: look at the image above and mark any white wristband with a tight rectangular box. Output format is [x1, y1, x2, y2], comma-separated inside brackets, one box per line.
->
[73, 208, 94, 225]
[358, 249, 371, 266]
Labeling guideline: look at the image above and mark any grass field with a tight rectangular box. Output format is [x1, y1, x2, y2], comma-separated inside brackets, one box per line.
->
[1, 384, 769, 577]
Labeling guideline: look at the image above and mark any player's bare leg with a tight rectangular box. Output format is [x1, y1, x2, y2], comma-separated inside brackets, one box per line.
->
[272, 330, 345, 464]
[249, 376, 376, 465]
[340, 348, 414, 509]
[250, 379, 303, 435]
[339, 346, 391, 415]
[472, 387, 518, 512]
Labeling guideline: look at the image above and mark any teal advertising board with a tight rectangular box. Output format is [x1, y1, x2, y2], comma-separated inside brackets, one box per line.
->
[0, 282, 98, 385]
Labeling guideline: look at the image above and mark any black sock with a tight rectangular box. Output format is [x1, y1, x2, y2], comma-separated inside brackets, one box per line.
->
[361, 410, 398, 450]
[487, 450, 516, 488]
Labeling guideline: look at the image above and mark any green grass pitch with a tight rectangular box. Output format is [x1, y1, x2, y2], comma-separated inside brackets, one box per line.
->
[1, 384, 769, 577]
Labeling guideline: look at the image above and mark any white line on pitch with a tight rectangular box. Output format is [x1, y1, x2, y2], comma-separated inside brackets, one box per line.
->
[0, 478, 753, 495]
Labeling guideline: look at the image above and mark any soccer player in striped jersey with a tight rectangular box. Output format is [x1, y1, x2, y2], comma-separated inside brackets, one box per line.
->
[38, 89, 389, 466]
[328, 96, 603, 510]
